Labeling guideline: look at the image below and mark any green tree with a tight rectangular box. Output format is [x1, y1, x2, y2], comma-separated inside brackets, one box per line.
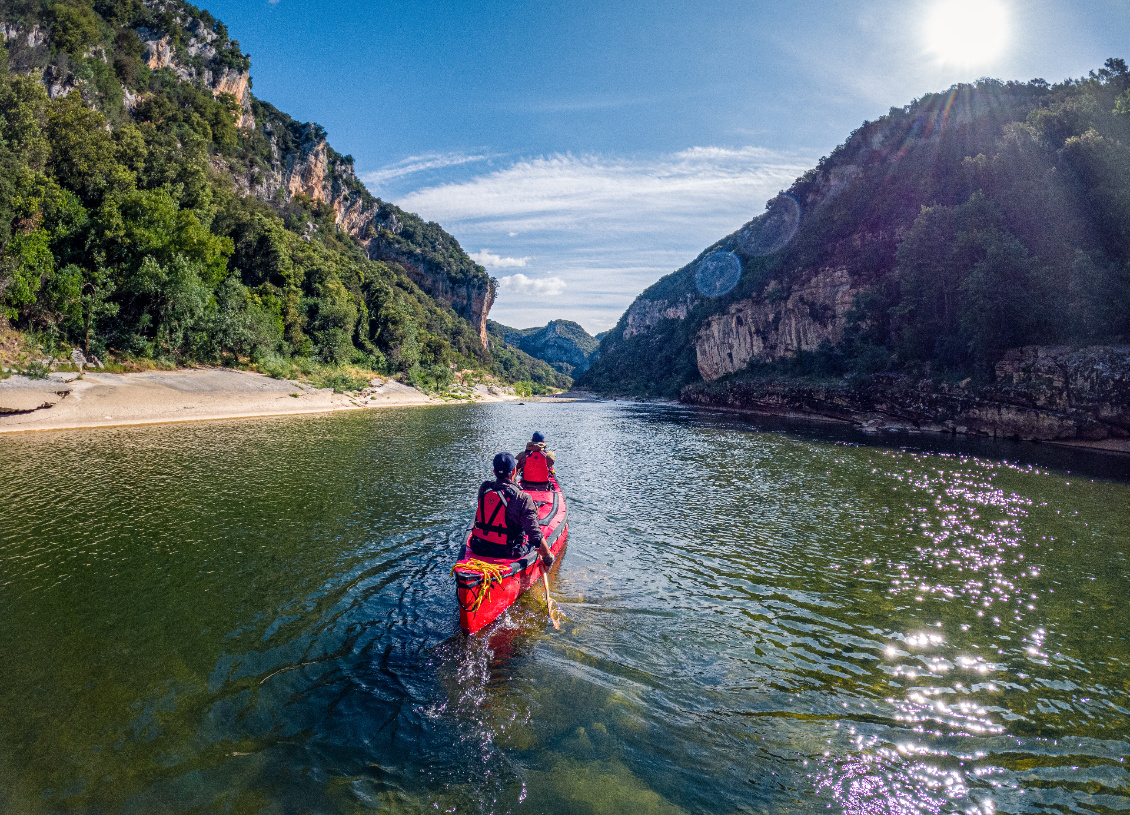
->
[48, 0, 103, 57]
[958, 235, 1043, 372]
[0, 228, 53, 319]
[46, 92, 134, 205]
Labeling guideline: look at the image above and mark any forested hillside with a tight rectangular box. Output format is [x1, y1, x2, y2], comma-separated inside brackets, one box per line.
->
[487, 319, 599, 378]
[0, 0, 549, 389]
[580, 61, 1130, 398]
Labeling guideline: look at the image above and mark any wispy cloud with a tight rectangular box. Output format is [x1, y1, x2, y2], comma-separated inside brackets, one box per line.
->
[496, 273, 566, 297]
[399, 147, 808, 227]
[361, 152, 490, 188]
[391, 146, 816, 332]
[469, 250, 530, 269]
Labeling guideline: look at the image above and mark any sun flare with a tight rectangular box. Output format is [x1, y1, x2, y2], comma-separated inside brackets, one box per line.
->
[925, 0, 1010, 67]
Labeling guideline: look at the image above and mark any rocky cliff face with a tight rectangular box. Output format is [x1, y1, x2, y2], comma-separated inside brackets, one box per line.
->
[695, 268, 856, 380]
[622, 294, 698, 340]
[217, 110, 494, 345]
[1, 4, 255, 119]
[683, 346, 1130, 449]
[136, 13, 254, 127]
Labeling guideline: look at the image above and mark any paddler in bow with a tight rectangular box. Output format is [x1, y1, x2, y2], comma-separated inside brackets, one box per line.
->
[516, 430, 555, 488]
[470, 452, 555, 568]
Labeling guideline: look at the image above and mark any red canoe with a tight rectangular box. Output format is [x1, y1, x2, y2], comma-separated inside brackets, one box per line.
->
[453, 477, 568, 634]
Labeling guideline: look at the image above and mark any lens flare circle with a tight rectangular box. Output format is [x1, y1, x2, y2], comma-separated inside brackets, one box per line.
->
[925, 0, 1009, 66]
[694, 251, 742, 298]
[739, 194, 801, 257]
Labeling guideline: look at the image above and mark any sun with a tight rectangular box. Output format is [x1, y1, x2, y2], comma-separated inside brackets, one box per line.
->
[925, 0, 1010, 67]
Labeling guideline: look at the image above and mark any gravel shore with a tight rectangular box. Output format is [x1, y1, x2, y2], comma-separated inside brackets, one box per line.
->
[0, 369, 518, 433]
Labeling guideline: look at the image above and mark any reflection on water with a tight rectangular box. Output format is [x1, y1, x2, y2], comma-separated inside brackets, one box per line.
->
[1, 402, 1128, 814]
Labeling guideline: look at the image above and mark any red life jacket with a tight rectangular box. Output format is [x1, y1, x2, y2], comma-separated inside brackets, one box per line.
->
[521, 450, 551, 483]
[471, 483, 519, 546]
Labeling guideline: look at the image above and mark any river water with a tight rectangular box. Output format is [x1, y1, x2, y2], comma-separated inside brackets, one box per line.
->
[1, 402, 1128, 814]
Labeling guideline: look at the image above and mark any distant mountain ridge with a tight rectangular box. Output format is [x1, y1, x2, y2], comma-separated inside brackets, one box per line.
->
[488, 319, 600, 377]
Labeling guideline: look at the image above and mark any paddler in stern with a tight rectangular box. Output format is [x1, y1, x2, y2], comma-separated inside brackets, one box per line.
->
[470, 452, 555, 568]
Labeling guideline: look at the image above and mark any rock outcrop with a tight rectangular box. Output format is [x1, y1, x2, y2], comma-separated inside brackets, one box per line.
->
[0, 23, 46, 48]
[695, 268, 856, 380]
[622, 294, 698, 340]
[683, 346, 1130, 448]
[217, 107, 494, 344]
[137, 21, 254, 127]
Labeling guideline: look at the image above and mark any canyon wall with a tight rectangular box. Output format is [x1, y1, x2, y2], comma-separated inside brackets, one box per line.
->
[683, 346, 1130, 449]
[2, 2, 492, 346]
[695, 268, 856, 380]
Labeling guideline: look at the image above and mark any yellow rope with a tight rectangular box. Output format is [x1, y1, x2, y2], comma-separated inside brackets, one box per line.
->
[452, 559, 510, 613]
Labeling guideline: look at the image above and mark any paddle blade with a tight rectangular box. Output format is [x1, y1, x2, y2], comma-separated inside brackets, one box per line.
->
[542, 573, 561, 630]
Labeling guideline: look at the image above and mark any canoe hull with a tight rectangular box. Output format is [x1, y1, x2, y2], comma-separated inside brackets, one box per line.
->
[454, 479, 568, 634]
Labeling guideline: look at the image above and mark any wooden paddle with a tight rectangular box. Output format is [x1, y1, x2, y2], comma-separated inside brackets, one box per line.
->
[542, 571, 561, 629]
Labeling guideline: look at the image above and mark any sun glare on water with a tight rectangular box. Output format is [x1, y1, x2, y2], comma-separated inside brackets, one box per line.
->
[925, 0, 1010, 67]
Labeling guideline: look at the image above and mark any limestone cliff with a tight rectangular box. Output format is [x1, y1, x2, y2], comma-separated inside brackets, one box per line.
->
[211, 100, 493, 344]
[695, 268, 856, 380]
[135, 10, 254, 126]
[1, 2, 254, 120]
[622, 294, 697, 340]
[683, 346, 1130, 450]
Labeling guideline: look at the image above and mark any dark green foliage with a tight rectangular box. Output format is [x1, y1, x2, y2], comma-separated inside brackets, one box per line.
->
[485, 321, 573, 387]
[485, 338, 572, 390]
[0, 0, 521, 386]
[583, 64, 1130, 396]
[45, 91, 132, 204]
[47, 0, 103, 58]
[891, 192, 1048, 373]
[578, 314, 701, 398]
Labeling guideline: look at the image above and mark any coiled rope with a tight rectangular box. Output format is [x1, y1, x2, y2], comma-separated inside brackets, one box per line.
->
[452, 559, 510, 613]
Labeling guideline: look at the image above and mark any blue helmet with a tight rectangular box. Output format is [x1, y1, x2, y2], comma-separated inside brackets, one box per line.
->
[492, 452, 517, 476]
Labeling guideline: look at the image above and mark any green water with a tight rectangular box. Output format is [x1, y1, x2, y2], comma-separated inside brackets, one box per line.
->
[1, 402, 1128, 814]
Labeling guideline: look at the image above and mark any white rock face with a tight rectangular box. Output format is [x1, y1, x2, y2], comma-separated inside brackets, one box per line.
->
[622, 295, 697, 339]
[0, 23, 46, 47]
[695, 268, 857, 381]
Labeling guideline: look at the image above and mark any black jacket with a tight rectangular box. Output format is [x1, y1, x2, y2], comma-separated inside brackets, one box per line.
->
[471, 477, 545, 558]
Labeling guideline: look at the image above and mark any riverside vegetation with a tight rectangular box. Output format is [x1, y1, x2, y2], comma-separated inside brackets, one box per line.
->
[580, 61, 1130, 442]
[0, 0, 564, 395]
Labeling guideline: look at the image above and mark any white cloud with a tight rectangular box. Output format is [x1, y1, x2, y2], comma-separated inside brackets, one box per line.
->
[388, 145, 817, 333]
[361, 152, 489, 188]
[469, 250, 530, 269]
[496, 274, 566, 297]
[398, 147, 809, 229]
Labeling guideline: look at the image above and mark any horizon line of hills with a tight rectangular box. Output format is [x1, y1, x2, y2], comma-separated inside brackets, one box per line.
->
[0, 0, 1127, 401]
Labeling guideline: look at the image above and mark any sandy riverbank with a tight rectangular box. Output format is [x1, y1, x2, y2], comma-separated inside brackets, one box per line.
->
[0, 368, 522, 434]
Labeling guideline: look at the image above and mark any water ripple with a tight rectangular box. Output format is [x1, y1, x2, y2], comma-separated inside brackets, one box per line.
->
[0, 403, 1127, 813]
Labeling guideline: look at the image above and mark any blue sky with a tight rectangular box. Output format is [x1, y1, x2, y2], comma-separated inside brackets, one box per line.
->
[203, 0, 1130, 332]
